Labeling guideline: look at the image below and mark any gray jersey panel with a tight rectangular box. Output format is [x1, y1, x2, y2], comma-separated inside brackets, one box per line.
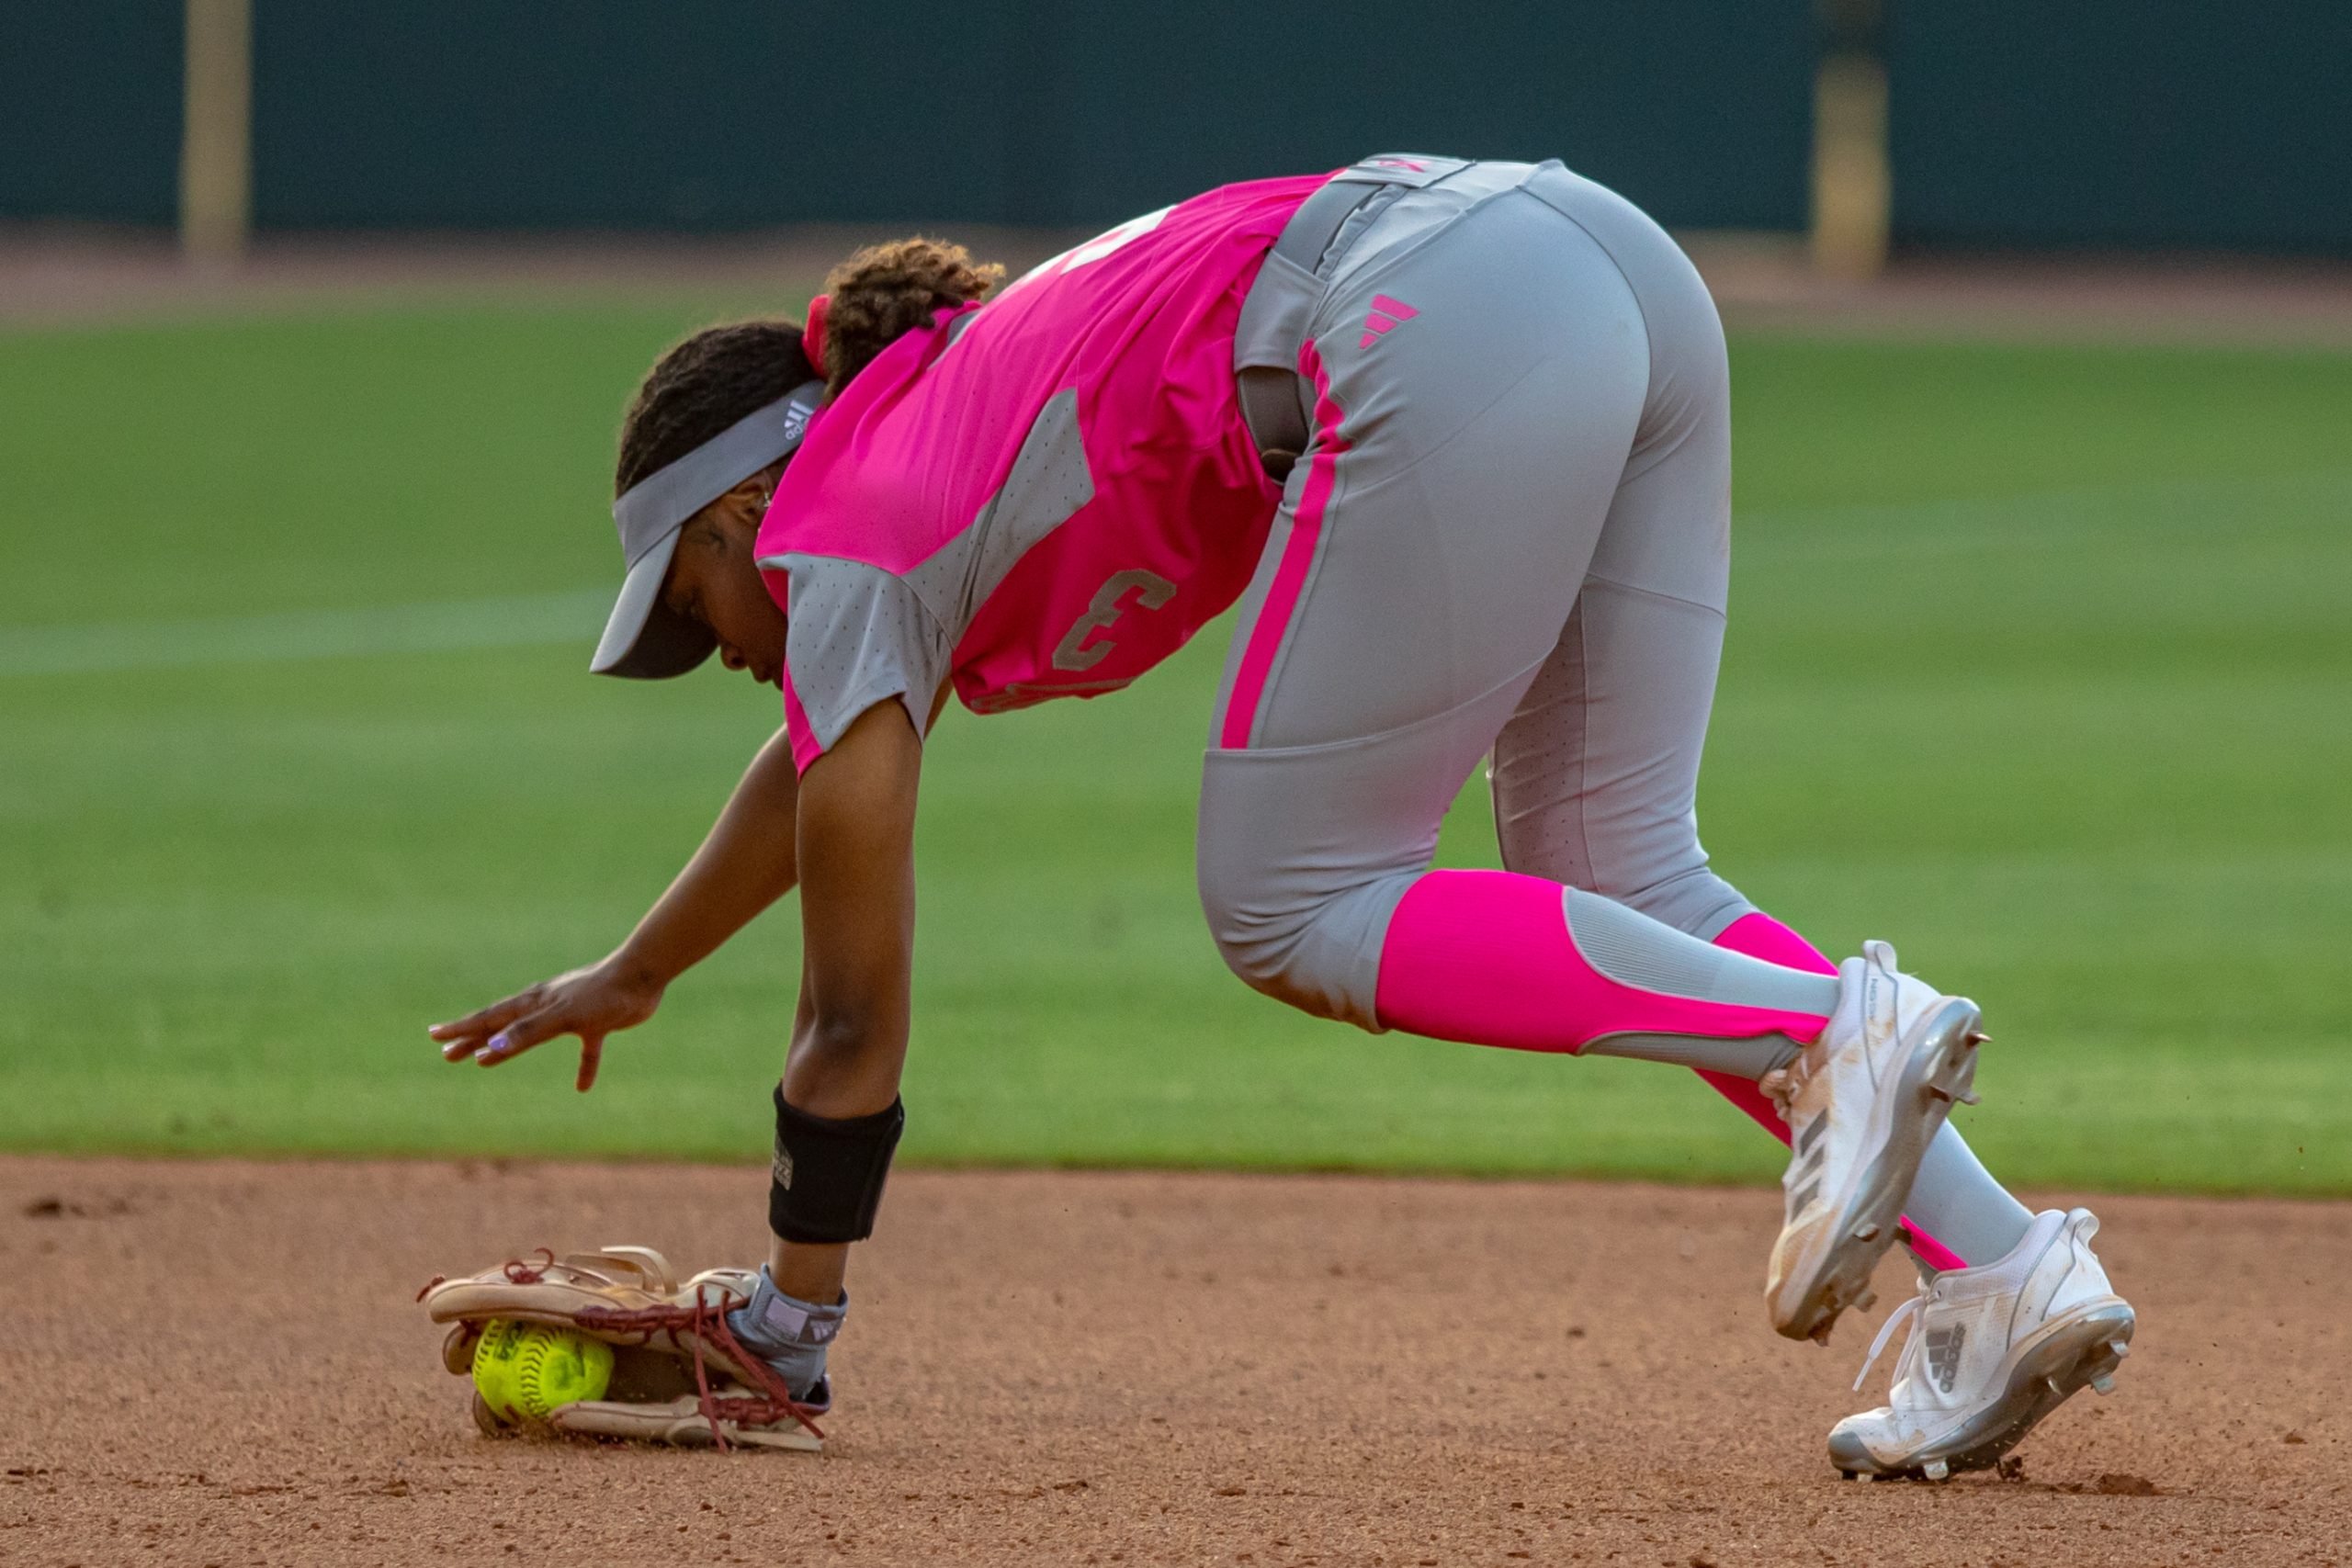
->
[763, 389, 1095, 757]
[884, 387, 1097, 639]
[772, 554, 953, 754]
[959, 387, 1095, 623]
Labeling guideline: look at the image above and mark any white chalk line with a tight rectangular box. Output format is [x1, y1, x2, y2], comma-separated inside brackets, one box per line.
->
[0, 589, 614, 678]
[2, 471, 2345, 678]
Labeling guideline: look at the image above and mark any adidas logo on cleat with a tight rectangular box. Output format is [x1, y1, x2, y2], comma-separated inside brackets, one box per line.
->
[1925, 1325, 1965, 1392]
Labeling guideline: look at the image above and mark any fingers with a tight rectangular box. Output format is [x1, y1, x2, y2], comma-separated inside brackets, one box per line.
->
[429, 992, 534, 1040]
[430, 991, 539, 1058]
[471, 1007, 560, 1067]
[440, 1027, 494, 1063]
[575, 1034, 605, 1094]
[430, 974, 637, 1084]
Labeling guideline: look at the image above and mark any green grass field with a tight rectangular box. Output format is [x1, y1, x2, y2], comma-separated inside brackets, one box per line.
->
[3, 300, 2347, 1194]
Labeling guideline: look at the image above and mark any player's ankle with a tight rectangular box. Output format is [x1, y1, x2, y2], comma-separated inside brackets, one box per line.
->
[727, 1266, 846, 1400]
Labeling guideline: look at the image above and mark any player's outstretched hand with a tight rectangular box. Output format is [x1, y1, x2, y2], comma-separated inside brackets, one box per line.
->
[428, 958, 664, 1092]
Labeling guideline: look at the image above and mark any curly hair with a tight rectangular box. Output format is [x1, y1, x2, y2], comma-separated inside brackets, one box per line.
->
[614, 321, 816, 497]
[613, 238, 1002, 501]
[813, 237, 1003, 395]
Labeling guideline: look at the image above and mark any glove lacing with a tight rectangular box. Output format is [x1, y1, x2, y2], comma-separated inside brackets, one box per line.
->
[574, 1284, 828, 1451]
[474, 1251, 826, 1451]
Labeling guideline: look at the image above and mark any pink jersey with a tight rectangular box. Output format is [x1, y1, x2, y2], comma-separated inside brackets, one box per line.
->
[755, 174, 1325, 772]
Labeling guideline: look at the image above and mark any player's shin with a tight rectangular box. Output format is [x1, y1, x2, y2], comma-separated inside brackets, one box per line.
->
[1371, 872, 1984, 1340]
[1371, 873, 1838, 1056]
[728, 1086, 907, 1400]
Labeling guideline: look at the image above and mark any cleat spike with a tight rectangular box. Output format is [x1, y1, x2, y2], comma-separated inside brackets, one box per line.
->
[2091, 1373, 2116, 1394]
[1852, 1222, 1882, 1242]
[2109, 1340, 2132, 1359]
[1957, 1090, 1982, 1106]
[1854, 1287, 1878, 1312]
[1923, 1460, 1951, 1482]
[1964, 1031, 1989, 1046]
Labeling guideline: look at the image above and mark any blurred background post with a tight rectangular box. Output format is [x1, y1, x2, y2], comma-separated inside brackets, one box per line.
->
[177, 0, 251, 267]
[1811, 0, 1888, 279]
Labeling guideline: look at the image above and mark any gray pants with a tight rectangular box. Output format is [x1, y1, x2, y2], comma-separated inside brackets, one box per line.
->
[1193, 161, 2036, 1271]
[1199, 161, 1751, 1025]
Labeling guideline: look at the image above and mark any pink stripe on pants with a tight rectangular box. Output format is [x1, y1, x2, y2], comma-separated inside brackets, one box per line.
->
[1218, 338, 1345, 750]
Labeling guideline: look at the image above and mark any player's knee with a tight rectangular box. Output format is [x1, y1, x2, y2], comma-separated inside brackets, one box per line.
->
[1196, 859, 1397, 1027]
[1198, 876, 1311, 1004]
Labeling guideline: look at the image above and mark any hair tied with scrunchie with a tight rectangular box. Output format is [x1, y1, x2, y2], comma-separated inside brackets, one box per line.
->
[802, 295, 831, 378]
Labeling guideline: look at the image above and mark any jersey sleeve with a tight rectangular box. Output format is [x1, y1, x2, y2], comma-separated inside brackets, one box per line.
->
[775, 554, 954, 773]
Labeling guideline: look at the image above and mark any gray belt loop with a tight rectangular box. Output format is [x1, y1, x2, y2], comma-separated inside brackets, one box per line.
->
[1235, 154, 1473, 480]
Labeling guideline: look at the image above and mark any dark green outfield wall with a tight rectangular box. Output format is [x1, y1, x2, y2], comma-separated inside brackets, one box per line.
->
[0, 1, 185, 226]
[4, 1, 2346, 253]
[239, 1, 1813, 231]
[1887, 3, 2352, 253]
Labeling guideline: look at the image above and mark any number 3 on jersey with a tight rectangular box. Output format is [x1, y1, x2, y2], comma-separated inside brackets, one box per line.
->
[1052, 570, 1177, 672]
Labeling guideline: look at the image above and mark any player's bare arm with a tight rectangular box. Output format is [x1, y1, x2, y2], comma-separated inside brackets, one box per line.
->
[768, 696, 923, 1306]
[426, 477, 800, 1089]
[786, 697, 921, 1123]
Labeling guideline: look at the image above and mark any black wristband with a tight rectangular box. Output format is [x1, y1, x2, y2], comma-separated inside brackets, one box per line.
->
[768, 1087, 904, 1245]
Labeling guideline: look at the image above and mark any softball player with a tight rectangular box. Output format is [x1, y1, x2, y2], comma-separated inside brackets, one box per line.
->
[430, 156, 2136, 1479]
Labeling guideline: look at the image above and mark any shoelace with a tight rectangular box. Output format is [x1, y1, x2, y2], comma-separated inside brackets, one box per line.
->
[1851, 1290, 1931, 1393]
[1760, 1026, 1836, 1122]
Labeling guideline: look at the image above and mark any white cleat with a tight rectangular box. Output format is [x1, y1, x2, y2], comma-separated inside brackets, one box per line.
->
[1829, 1207, 2135, 1482]
[1763, 941, 1984, 1342]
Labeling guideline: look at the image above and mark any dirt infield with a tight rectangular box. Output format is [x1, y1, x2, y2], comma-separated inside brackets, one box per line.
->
[6, 1158, 2345, 1566]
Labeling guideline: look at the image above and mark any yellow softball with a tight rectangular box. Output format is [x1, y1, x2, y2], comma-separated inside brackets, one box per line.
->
[470, 1318, 614, 1422]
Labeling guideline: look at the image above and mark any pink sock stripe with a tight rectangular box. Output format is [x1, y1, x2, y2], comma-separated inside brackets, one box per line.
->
[1713, 911, 1838, 976]
[1902, 1225, 1970, 1272]
[1374, 871, 1830, 1054]
[1217, 337, 1346, 750]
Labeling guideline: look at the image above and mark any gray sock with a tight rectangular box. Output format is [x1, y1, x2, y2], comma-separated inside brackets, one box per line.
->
[725, 1267, 846, 1400]
[1565, 888, 1844, 1019]
[1901, 1123, 2035, 1272]
[1565, 888, 1839, 1076]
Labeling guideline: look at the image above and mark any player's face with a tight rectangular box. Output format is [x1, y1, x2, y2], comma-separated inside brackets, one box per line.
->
[663, 493, 787, 688]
